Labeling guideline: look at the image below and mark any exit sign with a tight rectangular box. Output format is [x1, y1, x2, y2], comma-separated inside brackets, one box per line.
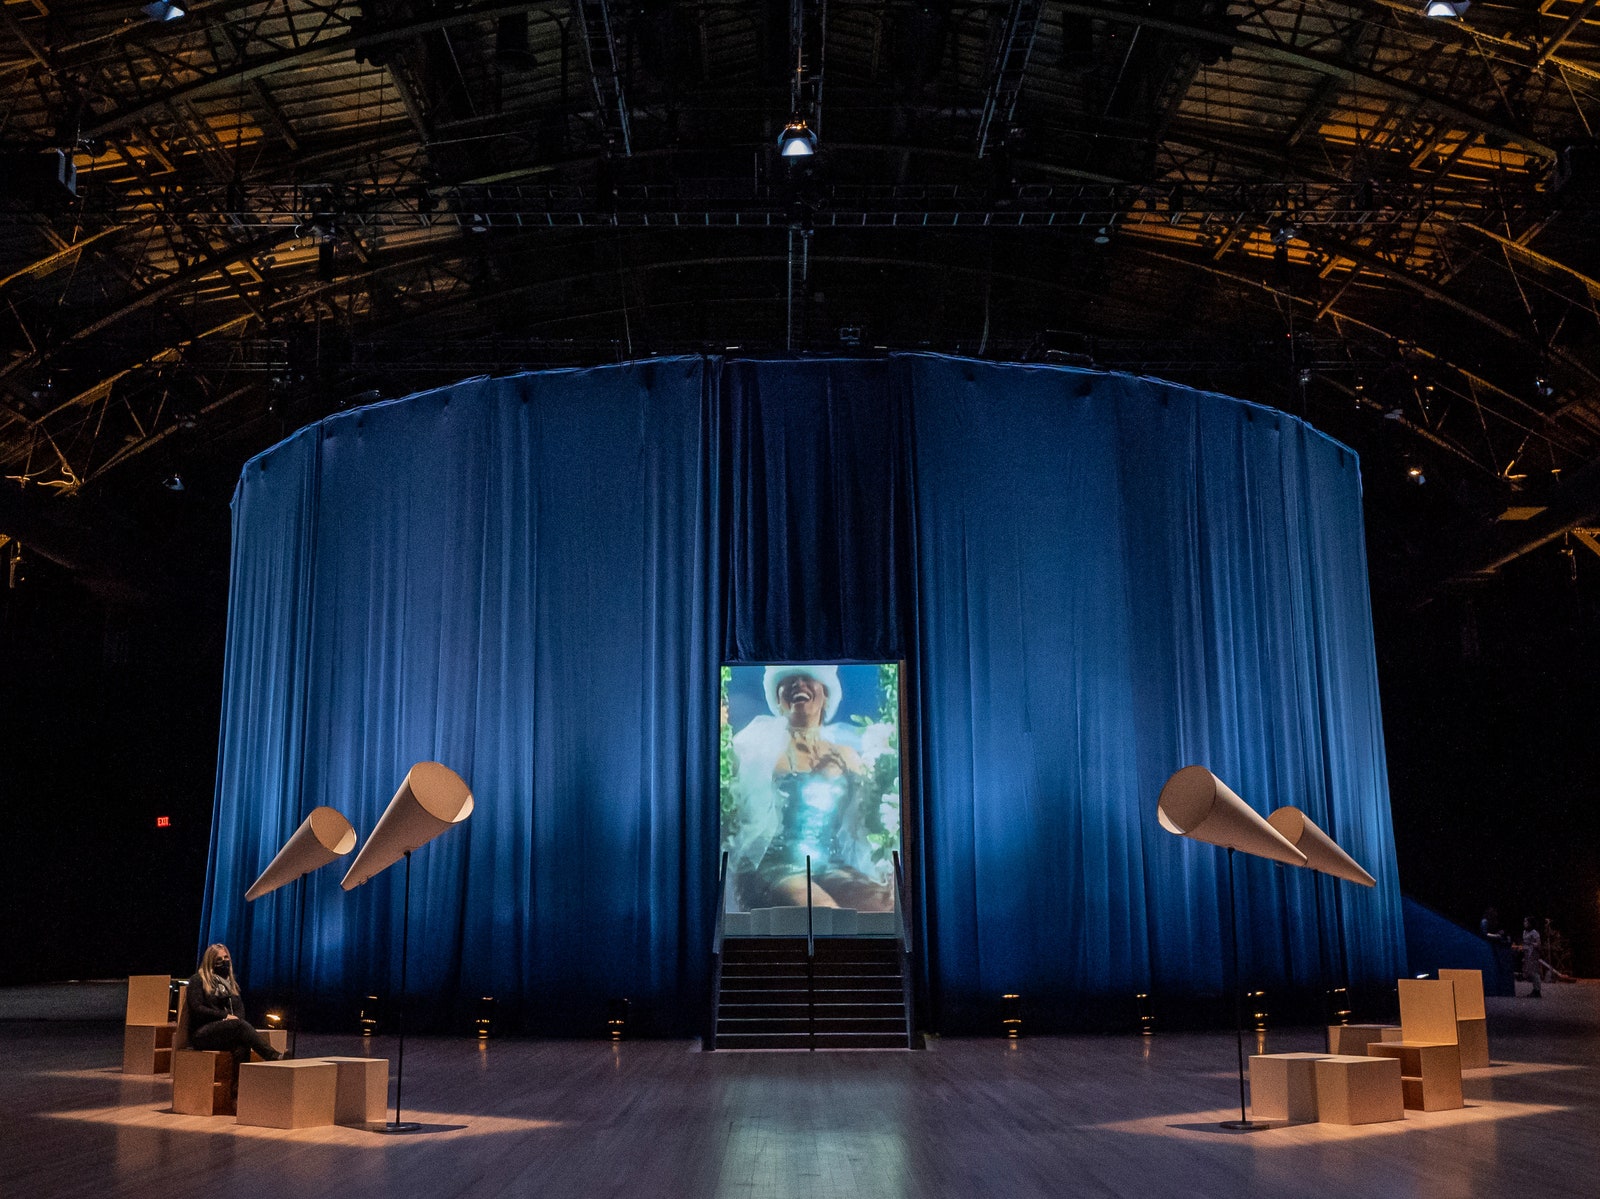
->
[155, 816, 171, 828]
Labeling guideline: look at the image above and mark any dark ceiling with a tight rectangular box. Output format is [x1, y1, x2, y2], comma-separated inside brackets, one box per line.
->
[2, 2, 1600, 586]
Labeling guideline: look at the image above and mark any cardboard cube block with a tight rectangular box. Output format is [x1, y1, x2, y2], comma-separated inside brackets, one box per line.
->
[236, 1060, 337, 1129]
[172, 1049, 235, 1116]
[1249, 1052, 1326, 1123]
[1313, 1054, 1405, 1126]
[122, 1022, 175, 1074]
[320, 1057, 389, 1127]
[1326, 1023, 1401, 1055]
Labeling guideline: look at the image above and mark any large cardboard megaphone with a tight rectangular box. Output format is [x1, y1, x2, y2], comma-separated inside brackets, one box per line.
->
[1266, 806, 1376, 887]
[1157, 766, 1307, 866]
[340, 761, 474, 889]
[245, 806, 358, 901]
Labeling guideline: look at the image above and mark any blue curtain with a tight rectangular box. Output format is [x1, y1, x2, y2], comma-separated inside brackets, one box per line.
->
[204, 354, 1405, 1034]
[204, 360, 719, 1033]
[903, 357, 1405, 1027]
[720, 357, 909, 663]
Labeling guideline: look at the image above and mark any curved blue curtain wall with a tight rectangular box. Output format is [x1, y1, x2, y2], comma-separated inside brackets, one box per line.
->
[204, 360, 719, 1033]
[203, 354, 1405, 1034]
[902, 358, 1404, 1028]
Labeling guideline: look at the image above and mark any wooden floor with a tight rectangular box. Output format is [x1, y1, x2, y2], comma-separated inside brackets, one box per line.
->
[3, 983, 1596, 1199]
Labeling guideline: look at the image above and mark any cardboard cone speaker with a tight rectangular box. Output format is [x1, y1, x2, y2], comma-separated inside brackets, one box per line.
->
[245, 806, 358, 900]
[1157, 765, 1307, 866]
[340, 761, 474, 889]
[1266, 806, 1377, 887]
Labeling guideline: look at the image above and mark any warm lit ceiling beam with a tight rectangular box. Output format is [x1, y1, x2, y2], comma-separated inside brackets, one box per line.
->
[1050, 2, 1555, 159]
[78, 1, 554, 142]
[1458, 219, 1600, 300]
[247, 78, 300, 155]
[1535, 0, 1600, 65]
[0, 225, 127, 292]
[0, 230, 298, 386]
[1127, 238, 1584, 458]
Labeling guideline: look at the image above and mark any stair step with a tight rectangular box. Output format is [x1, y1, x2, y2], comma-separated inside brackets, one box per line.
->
[722, 1003, 905, 1020]
[714, 1032, 909, 1050]
[718, 1016, 906, 1033]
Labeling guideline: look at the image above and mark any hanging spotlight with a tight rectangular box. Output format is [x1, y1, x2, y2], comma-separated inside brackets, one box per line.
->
[1406, 463, 1426, 486]
[777, 117, 817, 158]
[161, 474, 185, 492]
[141, 1, 186, 20]
[1420, 0, 1468, 16]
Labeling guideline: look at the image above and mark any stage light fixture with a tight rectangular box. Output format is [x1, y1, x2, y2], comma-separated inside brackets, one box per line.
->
[162, 474, 185, 492]
[141, 2, 186, 20]
[1407, 464, 1426, 485]
[1420, 0, 1468, 16]
[777, 118, 817, 157]
[1136, 992, 1155, 1036]
[1249, 990, 1268, 1032]
[1001, 993, 1022, 1038]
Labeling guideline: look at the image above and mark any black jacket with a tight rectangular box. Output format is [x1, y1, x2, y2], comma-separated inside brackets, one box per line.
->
[186, 973, 245, 1027]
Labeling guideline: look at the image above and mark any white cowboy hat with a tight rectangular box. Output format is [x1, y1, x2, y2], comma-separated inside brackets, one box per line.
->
[763, 664, 843, 723]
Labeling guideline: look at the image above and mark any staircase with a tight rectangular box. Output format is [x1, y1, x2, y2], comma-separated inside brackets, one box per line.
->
[714, 937, 911, 1050]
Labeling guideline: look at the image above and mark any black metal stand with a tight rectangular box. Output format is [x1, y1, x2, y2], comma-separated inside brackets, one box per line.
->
[290, 872, 308, 1060]
[1220, 847, 1270, 1131]
[383, 850, 420, 1133]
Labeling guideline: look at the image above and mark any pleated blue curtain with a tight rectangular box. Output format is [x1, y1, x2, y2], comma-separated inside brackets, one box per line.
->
[205, 360, 718, 1032]
[204, 353, 1405, 1033]
[720, 357, 909, 662]
[903, 357, 1405, 1027]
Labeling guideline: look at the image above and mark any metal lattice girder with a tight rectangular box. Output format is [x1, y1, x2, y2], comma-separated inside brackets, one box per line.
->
[976, 0, 1043, 159]
[9, 178, 1566, 231]
[572, 0, 632, 156]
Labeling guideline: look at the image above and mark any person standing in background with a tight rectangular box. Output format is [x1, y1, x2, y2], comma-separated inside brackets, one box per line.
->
[1521, 917, 1543, 998]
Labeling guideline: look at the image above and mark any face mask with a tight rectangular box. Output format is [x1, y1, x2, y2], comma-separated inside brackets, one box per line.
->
[214, 961, 231, 979]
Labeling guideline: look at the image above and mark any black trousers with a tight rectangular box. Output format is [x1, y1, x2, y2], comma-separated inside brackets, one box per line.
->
[190, 1018, 279, 1064]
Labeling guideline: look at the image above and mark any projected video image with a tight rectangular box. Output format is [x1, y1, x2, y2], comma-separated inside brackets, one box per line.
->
[720, 663, 901, 913]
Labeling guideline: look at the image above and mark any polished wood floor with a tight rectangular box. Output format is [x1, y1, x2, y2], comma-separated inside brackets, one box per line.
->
[2, 983, 1596, 1199]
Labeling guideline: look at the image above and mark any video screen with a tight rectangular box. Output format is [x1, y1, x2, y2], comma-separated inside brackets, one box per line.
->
[720, 663, 901, 913]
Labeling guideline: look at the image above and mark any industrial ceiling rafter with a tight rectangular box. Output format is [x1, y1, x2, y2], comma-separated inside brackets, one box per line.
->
[1, 0, 1600, 598]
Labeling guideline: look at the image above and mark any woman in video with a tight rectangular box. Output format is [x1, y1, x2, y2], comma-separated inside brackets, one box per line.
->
[729, 665, 892, 911]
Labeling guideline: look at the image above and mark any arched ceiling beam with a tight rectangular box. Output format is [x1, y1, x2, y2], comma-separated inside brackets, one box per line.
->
[1053, 2, 1557, 160]
[1286, 223, 1600, 392]
[0, 229, 300, 386]
[1124, 239, 1579, 467]
[76, 1, 560, 142]
[49, 1, 1561, 161]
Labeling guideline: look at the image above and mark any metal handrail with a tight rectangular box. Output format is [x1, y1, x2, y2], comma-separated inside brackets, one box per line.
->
[806, 855, 816, 1050]
[891, 851, 912, 954]
[712, 850, 729, 955]
[707, 850, 729, 1051]
[892, 850, 916, 1049]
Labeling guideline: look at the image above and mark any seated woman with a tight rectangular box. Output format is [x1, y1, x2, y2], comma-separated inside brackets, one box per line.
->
[185, 943, 286, 1065]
